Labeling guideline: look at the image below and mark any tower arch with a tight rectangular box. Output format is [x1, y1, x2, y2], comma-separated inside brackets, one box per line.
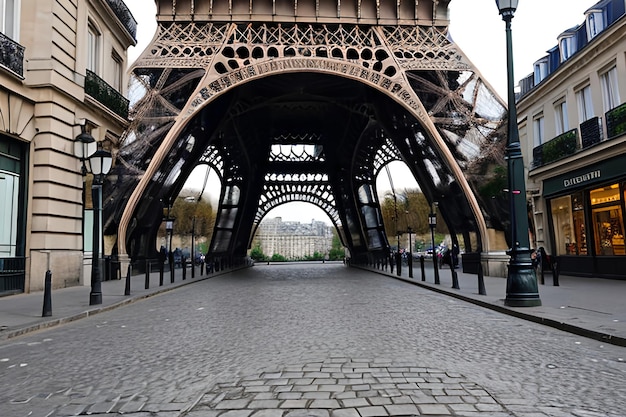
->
[108, 1, 510, 274]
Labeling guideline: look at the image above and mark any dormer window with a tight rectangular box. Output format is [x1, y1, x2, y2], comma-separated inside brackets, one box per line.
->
[534, 57, 549, 84]
[558, 33, 577, 62]
[586, 9, 605, 40]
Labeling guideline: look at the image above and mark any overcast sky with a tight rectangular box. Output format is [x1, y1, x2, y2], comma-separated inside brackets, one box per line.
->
[124, 0, 597, 222]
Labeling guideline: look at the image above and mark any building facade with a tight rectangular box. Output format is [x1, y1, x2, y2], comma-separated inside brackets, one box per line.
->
[254, 217, 334, 260]
[0, 0, 136, 295]
[517, 0, 626, 278]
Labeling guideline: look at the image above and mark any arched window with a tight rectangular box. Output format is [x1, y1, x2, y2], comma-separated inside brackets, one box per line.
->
[586, 10, 605, 40]
[558, 33, 576, 62]
[533, 57, 549, 84]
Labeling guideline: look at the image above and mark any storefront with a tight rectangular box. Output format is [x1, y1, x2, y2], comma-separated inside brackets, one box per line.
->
[0, 135, 28, 294]
[543, 154, 626, 278]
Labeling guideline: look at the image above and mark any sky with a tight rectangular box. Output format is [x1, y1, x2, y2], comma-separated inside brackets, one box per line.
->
[124, 0, 597, 223]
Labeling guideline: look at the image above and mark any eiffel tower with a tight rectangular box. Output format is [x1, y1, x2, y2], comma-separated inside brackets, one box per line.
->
[106, 0, 511, 274]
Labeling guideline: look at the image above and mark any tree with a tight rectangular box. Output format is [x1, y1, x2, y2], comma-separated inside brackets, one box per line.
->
[250, 242, 267, 261]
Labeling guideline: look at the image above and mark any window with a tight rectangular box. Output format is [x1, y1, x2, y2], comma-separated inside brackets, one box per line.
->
[533, 57, 548, 84]
[549, 193, 588, 256]
[554, 99, 569, 135]
[576, 85, 594, 123]
[591, 184, 625, 256]
[0, 0, 19, 40]
[87, 22, 100, 73]
[533, 114, 544, 147]
[112, 51, 122, 91]
[559, 34, 576, 62]
[586, 10, 605, 40]
[600, 66, 620, 112]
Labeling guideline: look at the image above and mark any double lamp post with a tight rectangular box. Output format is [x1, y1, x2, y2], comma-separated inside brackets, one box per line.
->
[75, 128, 113, 305]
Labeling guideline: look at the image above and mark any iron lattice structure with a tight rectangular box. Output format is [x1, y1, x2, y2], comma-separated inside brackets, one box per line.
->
[105, 0, 510, 266]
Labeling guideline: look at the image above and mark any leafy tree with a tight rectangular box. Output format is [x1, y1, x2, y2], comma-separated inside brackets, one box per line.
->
[250, 242, 267, 261]
[329, 230, 345, 260]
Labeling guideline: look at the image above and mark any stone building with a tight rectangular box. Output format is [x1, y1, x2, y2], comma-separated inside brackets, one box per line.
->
[254, 217, 334, 260]
[517, 0, 626, 278]
[0, 0, 136, 294]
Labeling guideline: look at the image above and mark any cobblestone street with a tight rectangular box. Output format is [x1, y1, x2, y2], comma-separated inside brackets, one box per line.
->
[0, 264, 624, 416]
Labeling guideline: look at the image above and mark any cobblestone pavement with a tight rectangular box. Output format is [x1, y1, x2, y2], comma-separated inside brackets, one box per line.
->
[0, 264, 624, 417]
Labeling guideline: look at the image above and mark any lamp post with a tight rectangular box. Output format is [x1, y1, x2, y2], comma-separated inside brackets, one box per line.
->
[428, 203, 440, 284]
[407, 226, 413, 278]
[75, 131, 112, 305]
[496, 0, 541, 306]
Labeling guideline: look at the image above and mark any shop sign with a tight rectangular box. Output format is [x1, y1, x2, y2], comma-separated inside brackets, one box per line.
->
[543, 154, 626, 196]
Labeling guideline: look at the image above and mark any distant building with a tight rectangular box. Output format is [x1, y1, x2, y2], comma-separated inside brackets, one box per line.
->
[1, 0, 136, 294]
[517, 0, 626, 278]
[255, 217, 334, 260]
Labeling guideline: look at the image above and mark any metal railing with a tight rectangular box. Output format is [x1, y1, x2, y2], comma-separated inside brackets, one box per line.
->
[85, 69, 129, 119]
[0, 257, 26, 296]
[0, 31, 24, 77]
[580, 116, 603, 149]
[532, 129, 578, 168]
[606, 102, 626, 140]
[105, 0, 137, 41]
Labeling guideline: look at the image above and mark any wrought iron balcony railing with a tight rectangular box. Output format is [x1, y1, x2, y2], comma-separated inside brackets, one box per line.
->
[106, 0, 137, 41]
[606, 102, 626, 140]
[85, 69, 130, 119]
[532, 129, 578, 168]
[580, 116, 603, 149]
[0, 31, 25, 77]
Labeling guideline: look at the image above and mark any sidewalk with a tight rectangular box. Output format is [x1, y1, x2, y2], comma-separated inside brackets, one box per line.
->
[376, 262, 626, 347]
[0, 264, 225, 340]
[1, 262, 625, 347]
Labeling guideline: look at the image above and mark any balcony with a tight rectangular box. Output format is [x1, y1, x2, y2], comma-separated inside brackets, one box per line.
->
[105, 0, 137, 41]
[580, 117, 603, 149]
[606, 102, 626, 140]
[532, 129, 578, 168]
[85, 69, 129, 119]
[0, 31, 25, 77]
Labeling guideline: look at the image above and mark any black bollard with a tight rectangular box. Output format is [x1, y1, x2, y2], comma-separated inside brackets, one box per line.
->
[124, 264, 131, 295]
[182, 257, 187, 280]
[408, 255, 413, 279]
[477, 261, 487, 295]
[170, 254, 175, 283]
[42, 270, 52, 317]
[200, 261, 204, 276]
[159, 261, 164, 286]
[552, 260, 560, 286]
[420, 255, 425, 281]
[191, 258, 195, 279]
[451, 262, 460, 289]
[145, 259, 150, 289]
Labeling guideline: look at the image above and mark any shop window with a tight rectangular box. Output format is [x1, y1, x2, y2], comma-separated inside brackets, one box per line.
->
[550, 196, 573, 256]
[571, 193, 587, 255]
[591, 184, 625, 256]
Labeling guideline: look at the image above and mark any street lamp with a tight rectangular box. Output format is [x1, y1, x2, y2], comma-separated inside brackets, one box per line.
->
[407, 225, 413, 278]
[428, 203, 440, 285]
[75, 132, 112, 305]
[496, 0, 541, 306]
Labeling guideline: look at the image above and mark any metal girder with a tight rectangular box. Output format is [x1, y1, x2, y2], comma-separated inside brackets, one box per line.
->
[106, 13, 509, 265]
